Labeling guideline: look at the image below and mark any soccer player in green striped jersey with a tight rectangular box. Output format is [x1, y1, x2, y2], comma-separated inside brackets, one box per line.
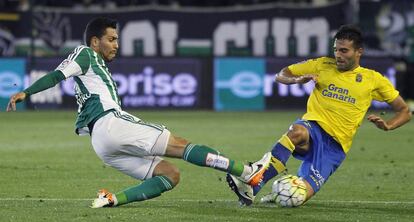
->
[6, 17, 261, 208]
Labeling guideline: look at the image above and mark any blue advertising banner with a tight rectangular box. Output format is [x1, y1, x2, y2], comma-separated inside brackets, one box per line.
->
[110, 58, 202, 109]
[0, 59, 26, 111]
[214, 58, 265, 111]
[214, 57, 397, 111]
[23, 56, 398, 111]
[27, 58, 204, 109]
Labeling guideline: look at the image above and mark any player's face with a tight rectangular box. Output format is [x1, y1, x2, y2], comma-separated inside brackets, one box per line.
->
[97, 28, 118, 62]
[334, 39, 362, 72]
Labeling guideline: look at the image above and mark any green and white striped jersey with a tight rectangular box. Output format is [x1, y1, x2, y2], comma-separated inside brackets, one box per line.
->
[55, 45, 121, 135]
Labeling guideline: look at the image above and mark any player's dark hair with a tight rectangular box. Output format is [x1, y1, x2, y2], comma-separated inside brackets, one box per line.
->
[84, 17, 118, 47]
[334, 24, 363, 49]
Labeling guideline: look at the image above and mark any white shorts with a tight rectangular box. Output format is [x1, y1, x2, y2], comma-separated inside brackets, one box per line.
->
[91, 111, 171, 180]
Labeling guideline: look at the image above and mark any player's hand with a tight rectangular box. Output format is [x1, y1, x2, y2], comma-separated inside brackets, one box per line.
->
[294, 75, 317, 84]
[6, 92, 26, 112]
[367, 114, 390, 131]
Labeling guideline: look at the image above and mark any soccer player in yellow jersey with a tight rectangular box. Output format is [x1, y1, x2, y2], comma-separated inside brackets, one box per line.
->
[226, 24, 412, 207]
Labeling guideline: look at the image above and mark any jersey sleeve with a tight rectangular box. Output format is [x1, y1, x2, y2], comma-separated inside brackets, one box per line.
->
[287, 57, 322, 76]
[55, 46, 90, 78]
[23, 70, 66, 96]
[371, 72, 399, 103]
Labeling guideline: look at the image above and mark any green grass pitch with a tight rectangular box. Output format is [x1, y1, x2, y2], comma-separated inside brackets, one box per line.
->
[0, 110, 413, 221]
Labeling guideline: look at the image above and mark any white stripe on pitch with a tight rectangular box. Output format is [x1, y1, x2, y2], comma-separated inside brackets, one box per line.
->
[0, 198, 413, 205]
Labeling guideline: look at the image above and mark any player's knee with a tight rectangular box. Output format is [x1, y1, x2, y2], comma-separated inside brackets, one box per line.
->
[287, 124, 309, 146]
[170, 135, 189, 147]
[165, 134, 190, 158]
[164, 165, 181, 186]
[153, 160, 181, 186]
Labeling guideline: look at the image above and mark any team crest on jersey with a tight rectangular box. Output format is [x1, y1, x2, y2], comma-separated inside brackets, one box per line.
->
[356, 73, 362, 82]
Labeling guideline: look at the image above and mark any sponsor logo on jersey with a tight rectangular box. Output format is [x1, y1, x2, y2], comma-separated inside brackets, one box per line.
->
[75, 93, 91, 106]
[321, 83, 356, 104]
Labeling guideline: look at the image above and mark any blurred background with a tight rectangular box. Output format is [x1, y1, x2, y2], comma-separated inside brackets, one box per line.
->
[1, 0, 414, 111]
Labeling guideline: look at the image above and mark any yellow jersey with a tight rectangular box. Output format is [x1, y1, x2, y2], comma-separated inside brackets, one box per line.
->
[288, 57, 399, 153]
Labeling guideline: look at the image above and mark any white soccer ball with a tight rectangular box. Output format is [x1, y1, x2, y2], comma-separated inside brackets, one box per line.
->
[272, 174, 307, 207]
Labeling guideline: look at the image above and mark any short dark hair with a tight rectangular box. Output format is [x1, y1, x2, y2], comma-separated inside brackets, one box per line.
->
[334, 24, 363, 49]
[84, 17, 117, 47]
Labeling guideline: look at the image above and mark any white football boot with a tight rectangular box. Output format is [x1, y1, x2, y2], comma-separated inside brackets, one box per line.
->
[242, 152, 271, 185]
[90, 189, 116, 208]
[226, 174, 255, 206]
[226, 152, 272, 206]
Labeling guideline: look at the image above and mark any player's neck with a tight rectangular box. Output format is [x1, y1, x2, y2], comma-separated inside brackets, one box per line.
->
[338, 64, 360, 73]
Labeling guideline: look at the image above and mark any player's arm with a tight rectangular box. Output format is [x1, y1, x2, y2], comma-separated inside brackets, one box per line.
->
[367, 96, 412, 131]
[6, 70, 66, 111]
[275, 67, 317, 85]
[7, 46, 90, 112]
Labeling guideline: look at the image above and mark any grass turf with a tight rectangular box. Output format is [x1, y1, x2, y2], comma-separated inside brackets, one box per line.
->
[0, 110, 413, 221]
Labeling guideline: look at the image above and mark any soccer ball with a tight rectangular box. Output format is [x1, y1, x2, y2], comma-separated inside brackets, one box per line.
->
[272, 174, 307, 207]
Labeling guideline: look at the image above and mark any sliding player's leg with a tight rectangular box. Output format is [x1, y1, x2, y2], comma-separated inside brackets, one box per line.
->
[293, 130, 346, 204]
[91, 156, 176, 208]
[251, 122, 311, 193]
[107, 110, 257, 180]
[261, 120, 346, 207]
[90, 111, 177, 208]
[226, 120, 312, 205]
[165, 134, 258, 180]
[89, 111, 259, 207]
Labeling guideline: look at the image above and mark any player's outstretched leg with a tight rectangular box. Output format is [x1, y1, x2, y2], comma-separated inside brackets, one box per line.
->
[91, 160, 178, 208]
[165, 135, 256, 179]
[91, 175, 175, 208]
[249, 134, 294, 195]
[226, 133, 295, 205]
[181, 143, 256, 179]
[225, 152, 271, 206]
